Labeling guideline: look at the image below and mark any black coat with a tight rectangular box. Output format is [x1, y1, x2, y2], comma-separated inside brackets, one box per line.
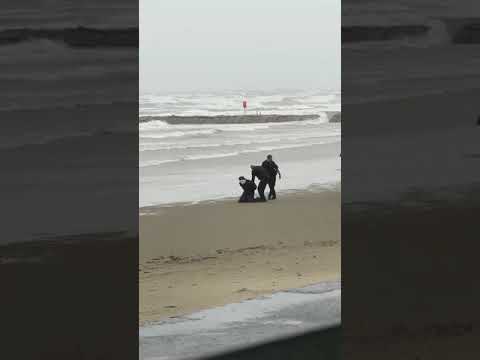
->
[251, 166, 269, 181]
[239, 180, 257, 202]
[262, 159, 279, 178]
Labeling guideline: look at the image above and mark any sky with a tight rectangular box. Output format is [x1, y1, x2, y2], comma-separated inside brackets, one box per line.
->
[140, 0, 340, 93]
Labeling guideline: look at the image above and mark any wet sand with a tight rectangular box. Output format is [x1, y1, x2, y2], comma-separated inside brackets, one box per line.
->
[139, 189, 341, 325]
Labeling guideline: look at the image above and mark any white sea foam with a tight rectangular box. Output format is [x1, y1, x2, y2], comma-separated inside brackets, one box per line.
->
[139, 91, 340, 118]
[140, 159, 180, 167]
[140, 129, 219, 139]
[139, 132, 340, 152]
[139, 118, 331, 143]
[184, 152, 240, 161]
[139, 139, 339, 168]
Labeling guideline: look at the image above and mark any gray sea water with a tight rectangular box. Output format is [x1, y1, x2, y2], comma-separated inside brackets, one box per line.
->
[343, 0, 480, 204]
[139, 91, 341, 206]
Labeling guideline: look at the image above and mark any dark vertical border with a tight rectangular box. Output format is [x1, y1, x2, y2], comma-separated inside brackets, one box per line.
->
[342, 2, 480, 359]
[0, 2, 139, 359]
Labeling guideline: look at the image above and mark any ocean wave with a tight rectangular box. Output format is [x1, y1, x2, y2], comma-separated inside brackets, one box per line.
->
[139, 115, 335, 141]
[0, 26, 138, 48]
[138, 91, 340, 118]
[342, 17, 480, 46]
[139, 129, 219, 139]
[139, 159, 180, 167]
[342, 24, 430, 43]
[440, 17, 480, 44]
[139, 133, 340, 152]
[184, 152, 240, 161]
[242, 141, 338, 153]
[139, 140, 339, 167]
[140, 142, 225, 151]
[139, 116, 328, 133]
[0, 128, 131, 150]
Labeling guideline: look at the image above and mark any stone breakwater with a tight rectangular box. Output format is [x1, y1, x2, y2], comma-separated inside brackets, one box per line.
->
[140, 114, 321, 125]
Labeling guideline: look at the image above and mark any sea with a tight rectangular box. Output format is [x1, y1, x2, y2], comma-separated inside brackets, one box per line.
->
[343, 0, 480, 103]
[343, 0, 480, 204]
[139, 90, 341, 206]
[1, 1, 138, 244]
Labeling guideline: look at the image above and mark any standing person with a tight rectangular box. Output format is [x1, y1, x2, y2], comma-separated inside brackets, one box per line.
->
[262, 154, 281, 200]
[250, 165, 269, 202]
[238, 176, 257, 203]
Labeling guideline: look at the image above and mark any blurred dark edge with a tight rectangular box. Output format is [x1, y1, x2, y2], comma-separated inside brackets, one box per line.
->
[342, 1, 480, 359]
[0, 1, 139, 359]
[342, 195, 480, 359]
[0, 235, 138, 359]
[203, 326, 341, 360]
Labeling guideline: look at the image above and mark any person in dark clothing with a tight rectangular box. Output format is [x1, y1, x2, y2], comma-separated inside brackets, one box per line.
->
[250, 165, 270, 201]
[238, 176, 257, 203]
[262, 154, 282, 200]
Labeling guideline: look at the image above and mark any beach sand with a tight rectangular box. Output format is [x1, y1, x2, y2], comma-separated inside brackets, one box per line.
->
[139, 189, 341, 325]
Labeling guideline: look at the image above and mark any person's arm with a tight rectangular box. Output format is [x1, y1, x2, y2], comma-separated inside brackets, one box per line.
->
[274, 162, 281, 179]
[251, 169, 255, 182]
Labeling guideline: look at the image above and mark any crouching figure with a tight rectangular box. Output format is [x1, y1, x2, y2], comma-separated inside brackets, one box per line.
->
[238, 176, 257, 203]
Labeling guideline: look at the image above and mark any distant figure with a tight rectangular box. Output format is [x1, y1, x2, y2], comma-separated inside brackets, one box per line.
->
[262, 154, 281, 200]
[238, 176, 257, 203]
[243, 100, 247, 113]
[250, 165, 270, 201]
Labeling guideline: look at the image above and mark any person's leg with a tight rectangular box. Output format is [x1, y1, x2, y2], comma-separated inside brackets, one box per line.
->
[258, 179, 267, 201]
[238, 191, 247, 203]
[269, 177, 276, 199]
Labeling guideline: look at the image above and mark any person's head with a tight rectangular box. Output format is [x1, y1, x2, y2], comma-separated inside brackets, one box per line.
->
[250, 165, 255, 170]
[267, 154, 273, 161]
[238, 176, 246, 185]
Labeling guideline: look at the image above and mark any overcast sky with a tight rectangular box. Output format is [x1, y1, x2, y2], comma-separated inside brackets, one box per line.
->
[140, 0, 340, 93]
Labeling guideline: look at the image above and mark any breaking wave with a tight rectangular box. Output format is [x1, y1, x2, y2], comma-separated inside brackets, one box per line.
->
[139, 140, 339, 168]
[342, 17, 480, 46]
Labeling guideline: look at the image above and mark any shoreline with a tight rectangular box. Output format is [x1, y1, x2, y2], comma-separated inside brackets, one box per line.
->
[140, 282, 340, 360]
[140, 182, 341, 210]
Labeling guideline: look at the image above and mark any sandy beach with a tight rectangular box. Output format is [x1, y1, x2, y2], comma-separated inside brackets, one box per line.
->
[139, 189, 340, 325]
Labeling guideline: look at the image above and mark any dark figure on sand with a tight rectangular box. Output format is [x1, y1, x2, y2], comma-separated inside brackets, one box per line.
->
[238, 176, 257, 203]
[250, 165, 270, 201]
[262, 154, 281, 200]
